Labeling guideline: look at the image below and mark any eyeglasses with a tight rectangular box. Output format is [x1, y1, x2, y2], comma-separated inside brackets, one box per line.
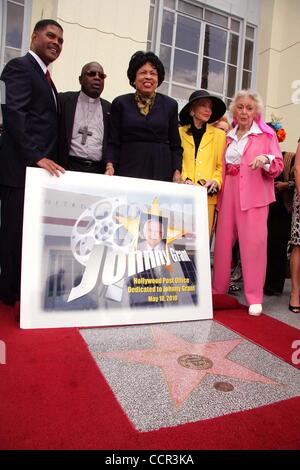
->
[84, 71, 107, 79]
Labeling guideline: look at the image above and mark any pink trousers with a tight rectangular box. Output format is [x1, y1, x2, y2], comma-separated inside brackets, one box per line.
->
[212, 174, 268, 305]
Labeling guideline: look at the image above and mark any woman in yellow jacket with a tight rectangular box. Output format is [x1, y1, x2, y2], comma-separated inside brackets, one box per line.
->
[179, 90, 226, 235]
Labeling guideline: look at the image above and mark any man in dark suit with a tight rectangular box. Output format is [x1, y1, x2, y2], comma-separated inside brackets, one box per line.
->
[58, 62, 111, 173]
[0, 19, 65, 311]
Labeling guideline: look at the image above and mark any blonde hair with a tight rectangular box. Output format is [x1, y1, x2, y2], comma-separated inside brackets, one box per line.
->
[214, 115, 231, 128]
[213, 115, 232, 133]
[229, 89, 264, 117]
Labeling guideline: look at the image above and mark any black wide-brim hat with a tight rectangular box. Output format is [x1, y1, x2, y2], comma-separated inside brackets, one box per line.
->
[179, 89, 226, 125]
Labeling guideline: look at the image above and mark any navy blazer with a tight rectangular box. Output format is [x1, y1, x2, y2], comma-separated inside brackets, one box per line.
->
[0, 52, 59, 187]
[105, 93, 182, 181]
[57, 91, 111, 168]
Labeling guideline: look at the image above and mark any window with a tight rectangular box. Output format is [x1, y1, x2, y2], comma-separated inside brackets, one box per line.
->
[147, 0, 157, 51]
[242, 24, 255, 90]
[178, 0, 202, 18]
[44, 249, 88, 310]
[0, 0, 31, 71]
[201, 25, 227, 94]
[147, 0, 257, 108]
[0, 0, 31, 125]
[204, 9, 228, 28]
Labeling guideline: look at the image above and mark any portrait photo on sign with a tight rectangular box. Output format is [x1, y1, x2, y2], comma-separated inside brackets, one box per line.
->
[126, 211, 199, 309]
[138, 214, 168, 252]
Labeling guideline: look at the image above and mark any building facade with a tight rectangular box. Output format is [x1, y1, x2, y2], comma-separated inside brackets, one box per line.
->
[1, 0, 299, 148]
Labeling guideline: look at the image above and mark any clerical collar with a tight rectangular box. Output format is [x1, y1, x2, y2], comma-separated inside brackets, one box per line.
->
[79, 90, 101, 104]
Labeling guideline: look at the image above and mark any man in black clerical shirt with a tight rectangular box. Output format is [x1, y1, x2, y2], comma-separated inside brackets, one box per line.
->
[58, 62, 111, 173]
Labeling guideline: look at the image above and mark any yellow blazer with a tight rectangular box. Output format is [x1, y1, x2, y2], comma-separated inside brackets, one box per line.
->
[179, 124, 226, 205]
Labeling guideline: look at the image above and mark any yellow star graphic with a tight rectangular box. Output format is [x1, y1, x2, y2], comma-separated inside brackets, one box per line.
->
[117, 197, 187, 265]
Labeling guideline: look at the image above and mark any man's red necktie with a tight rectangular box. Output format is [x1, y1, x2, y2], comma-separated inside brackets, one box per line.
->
[45, 69, 52, 85]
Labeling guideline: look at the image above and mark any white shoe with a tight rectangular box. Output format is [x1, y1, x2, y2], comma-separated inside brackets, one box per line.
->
[248, 304, 262, 316]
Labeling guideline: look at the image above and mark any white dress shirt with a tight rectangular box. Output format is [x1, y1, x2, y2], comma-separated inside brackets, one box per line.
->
[226, 121, 274, 170]
[29, 50, 57, 107]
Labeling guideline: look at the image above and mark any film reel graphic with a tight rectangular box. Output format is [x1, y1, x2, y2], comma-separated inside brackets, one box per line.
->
[71, 197, 141, 266]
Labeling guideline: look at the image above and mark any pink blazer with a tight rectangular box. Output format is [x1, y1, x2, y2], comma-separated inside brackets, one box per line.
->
[218, 132, 283, 211]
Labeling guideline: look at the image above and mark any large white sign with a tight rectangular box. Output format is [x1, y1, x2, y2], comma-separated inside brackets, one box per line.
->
[20, 168, 212, 328]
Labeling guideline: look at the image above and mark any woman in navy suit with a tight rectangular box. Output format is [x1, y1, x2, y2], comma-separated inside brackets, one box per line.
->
[104, 51, 182, 182]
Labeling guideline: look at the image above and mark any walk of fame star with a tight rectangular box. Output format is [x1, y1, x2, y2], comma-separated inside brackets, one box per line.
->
[98, 326, 281, 407]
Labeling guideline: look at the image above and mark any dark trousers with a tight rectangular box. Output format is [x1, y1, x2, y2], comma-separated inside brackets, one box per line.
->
[264, 198, 291, 294]
[0, 185, 24, 305]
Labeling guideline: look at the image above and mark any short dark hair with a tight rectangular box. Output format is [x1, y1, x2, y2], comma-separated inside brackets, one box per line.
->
[33, 19, 63, 32]
[127, 51, 165, 88]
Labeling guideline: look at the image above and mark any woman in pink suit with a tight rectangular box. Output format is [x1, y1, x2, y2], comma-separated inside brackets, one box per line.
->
[212, 90, 283, 316]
